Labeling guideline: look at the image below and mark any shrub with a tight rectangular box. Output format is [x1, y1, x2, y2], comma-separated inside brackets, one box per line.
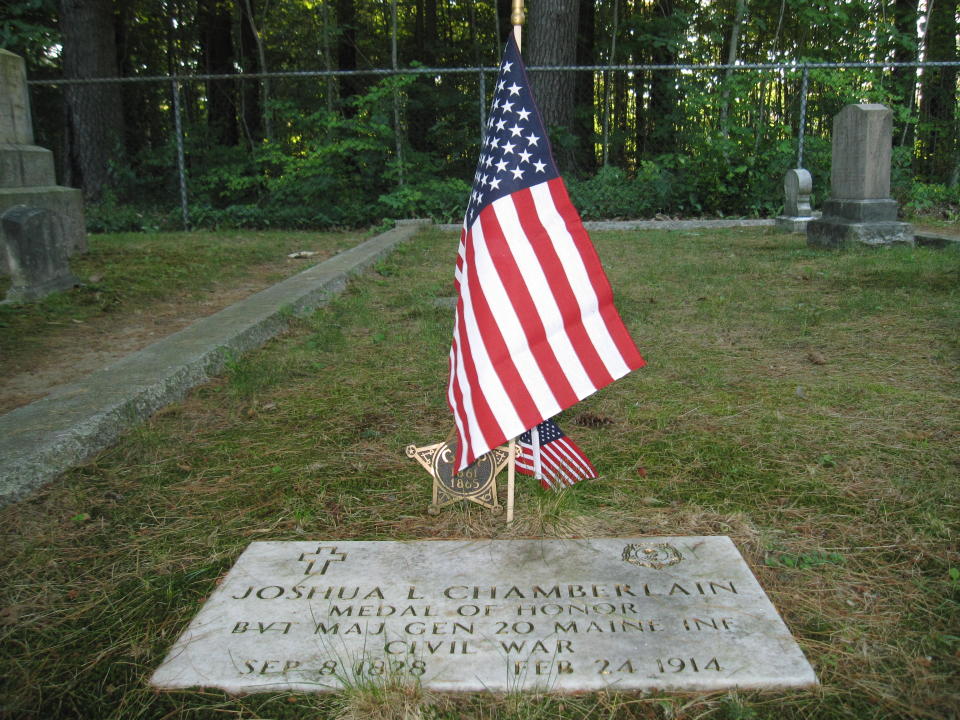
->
[567, 163, 671, 219]
[900, 181, 960, 220]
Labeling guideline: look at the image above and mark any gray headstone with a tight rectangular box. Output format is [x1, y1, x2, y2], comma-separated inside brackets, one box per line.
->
[151, 537, 818, 694]
[2, 205, 79, 303]
[0, 50, 85, 275]
[776, 168, 816, 233]
[830, 104, 892, 200]
[784, 168, 812, 216]
[807, 104, 913, 248]
[0, 49, 34, 145]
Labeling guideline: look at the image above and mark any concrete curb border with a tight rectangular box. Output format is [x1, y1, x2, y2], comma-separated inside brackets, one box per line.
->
[436, 219, 776, 233]
[0, 220, 428, 506]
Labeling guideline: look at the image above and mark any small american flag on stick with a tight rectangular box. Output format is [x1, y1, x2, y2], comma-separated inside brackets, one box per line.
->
[516, 419, 597, 490]
[447, 35, 644, 472]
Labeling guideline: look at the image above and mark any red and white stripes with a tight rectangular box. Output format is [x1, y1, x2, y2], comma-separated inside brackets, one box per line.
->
[448, 177, 644, 471]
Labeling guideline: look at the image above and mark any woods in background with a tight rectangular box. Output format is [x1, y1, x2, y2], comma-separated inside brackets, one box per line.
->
[2, 0, 958, 227]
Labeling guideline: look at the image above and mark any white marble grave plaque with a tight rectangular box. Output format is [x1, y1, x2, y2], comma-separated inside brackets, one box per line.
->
[151, 537, 817, 693]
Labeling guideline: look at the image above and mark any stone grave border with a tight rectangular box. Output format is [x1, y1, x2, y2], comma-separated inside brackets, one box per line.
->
[0, 220, 428, 506]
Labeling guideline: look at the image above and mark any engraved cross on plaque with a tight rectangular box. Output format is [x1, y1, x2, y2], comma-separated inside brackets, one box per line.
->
[298, 546, 346, 576]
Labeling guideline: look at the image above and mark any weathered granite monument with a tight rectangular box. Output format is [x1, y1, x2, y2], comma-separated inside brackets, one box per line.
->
[807, 104, 913, 248]
[151, 537, 817, 694]
[1, 49, 85, 276]
[2, 206, 79, 303]
[776, 168, 816, 233]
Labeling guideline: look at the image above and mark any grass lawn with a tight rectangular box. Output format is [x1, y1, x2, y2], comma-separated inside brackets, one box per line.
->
[0, 229, 363, 364]
[1, 226, 957, 719]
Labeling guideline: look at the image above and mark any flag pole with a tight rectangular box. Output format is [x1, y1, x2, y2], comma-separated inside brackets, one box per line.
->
[511, 0, 525, 50]
[506, 438, 516, 523]
[532, 424, 542, 482]
[505, 0, 525, 525]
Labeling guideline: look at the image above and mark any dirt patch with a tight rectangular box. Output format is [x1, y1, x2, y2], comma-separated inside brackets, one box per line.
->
[0, 258, 314, 415]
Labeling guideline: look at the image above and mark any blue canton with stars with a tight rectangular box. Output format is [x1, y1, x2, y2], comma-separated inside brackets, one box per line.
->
[465, 36, 560, 227]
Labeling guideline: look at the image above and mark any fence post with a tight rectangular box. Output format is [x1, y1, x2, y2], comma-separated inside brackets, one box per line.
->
[392, 0, 404, 187]
[171, 79, 189, 230]
[479, 68, 487, 145]
[797, 65, 809, 169]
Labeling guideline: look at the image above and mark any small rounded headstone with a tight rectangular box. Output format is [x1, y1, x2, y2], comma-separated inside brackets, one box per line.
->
[784, 168, 813, 217]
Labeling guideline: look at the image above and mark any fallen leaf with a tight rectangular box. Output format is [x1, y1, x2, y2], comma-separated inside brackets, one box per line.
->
[0, 606, 22, 625]
[575, 412, 614, 428]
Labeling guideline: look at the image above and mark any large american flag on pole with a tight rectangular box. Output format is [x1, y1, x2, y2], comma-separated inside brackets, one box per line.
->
[447, 35, 645, 472]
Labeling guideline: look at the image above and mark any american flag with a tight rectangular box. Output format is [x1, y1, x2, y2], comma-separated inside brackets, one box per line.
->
[447, 35, 645, 472]
[516, 419, 597, 490]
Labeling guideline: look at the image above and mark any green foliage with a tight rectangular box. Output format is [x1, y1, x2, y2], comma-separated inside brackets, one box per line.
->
[378, 177, 470, 223]
[84, 193, 170, 233]
[900, 181, 960, 221]
[0, 0, 59, 68]
[567, 164, 670, 219]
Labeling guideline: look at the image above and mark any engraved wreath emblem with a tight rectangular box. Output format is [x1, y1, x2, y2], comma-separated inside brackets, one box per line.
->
[622, 543, 683, 569]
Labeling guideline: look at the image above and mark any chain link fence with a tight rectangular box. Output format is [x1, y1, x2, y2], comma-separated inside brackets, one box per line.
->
[29, 60, 960, 229]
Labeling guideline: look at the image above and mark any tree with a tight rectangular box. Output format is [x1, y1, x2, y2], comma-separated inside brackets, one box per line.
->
[889, 0, 920, 135]
[648, 0, 682, 155]
[527, 0, 581, 170]
[718, 0, 748, 135]
[574, 0, 597, 172]
[59, 0, 125, 200]
[336, 0, 360, 109]
[918, 0, 958, 183]
[199, 0, 237, 146]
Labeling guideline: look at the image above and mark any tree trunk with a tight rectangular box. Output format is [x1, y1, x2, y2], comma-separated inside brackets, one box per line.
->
[918, 0, 958, 183]
[574, 0, 596, 173]
[719, 0, 747, 136]
[890, 0, 920, 148]
[496, 0, 512, 44]
[241, 0, 271, 141]
[601, 0, 619, 167]
[649, 0, 679, 155]
[238, 0, 263, 143]
[336, 0, 360, 110]
[200, 0, 238, 146]
[528, 0, 580, 170]
[59, 0, 125, 201]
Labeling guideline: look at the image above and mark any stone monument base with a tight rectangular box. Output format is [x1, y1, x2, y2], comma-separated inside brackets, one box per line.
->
[2, 206, 80, 303]
[776, 213, 819, 234]
[0, 186, 85, 276]
[807, 199, 913, 248]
